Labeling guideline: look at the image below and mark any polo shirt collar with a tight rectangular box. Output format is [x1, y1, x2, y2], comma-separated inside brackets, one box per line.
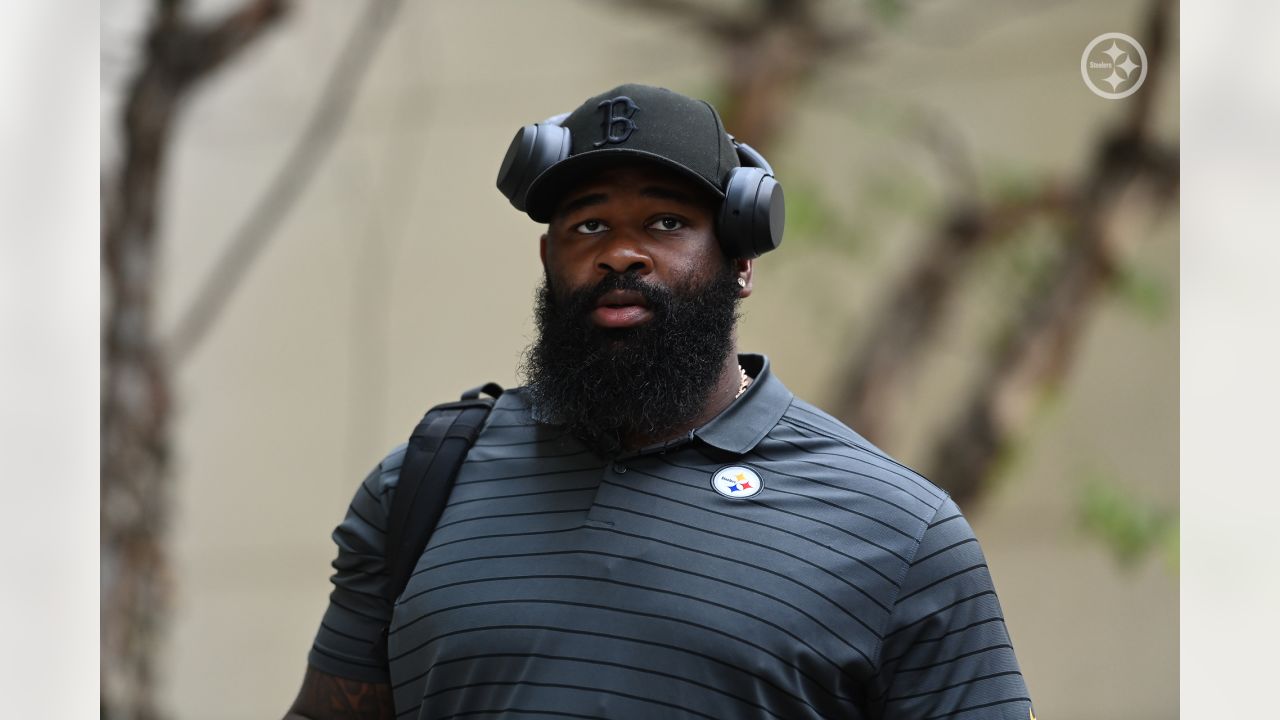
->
[693, 353, 793, 455]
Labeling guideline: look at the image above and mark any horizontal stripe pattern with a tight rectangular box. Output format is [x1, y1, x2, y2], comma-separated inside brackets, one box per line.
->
[311, 374, 1030, 719]
[869, 500, 1028, 718]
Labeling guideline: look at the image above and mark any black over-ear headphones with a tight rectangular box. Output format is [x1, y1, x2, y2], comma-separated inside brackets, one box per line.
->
[497, 113, 785, 260]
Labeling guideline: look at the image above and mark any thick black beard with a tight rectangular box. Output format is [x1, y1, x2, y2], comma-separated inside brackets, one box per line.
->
[521, 264, 742, 457]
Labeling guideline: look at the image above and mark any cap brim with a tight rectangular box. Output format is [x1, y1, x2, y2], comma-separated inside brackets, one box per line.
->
[524, 148, 725, 224]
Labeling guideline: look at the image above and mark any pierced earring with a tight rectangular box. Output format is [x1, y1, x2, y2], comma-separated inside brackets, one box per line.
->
[737, 277, 747, 288]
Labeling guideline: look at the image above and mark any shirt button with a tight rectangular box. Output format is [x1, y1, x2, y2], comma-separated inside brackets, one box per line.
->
[612, 462, 628, 474]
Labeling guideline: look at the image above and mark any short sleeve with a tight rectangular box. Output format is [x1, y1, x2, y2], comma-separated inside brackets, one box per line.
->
[306, 444, 407, 683]
[870, 496, 1033, 719]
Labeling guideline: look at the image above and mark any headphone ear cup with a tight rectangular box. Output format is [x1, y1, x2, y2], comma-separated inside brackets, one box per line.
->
[496, 122, 571, 211]
[718, 167, 785, 259]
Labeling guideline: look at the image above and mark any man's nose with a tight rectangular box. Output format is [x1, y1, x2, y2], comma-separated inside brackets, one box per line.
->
[594, 230, 653, 276]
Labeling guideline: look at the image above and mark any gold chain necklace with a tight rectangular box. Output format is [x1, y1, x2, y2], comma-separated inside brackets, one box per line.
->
[735, 364, 751, 398]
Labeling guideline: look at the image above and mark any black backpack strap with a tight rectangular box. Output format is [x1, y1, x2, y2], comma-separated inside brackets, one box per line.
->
[461, 382, 505, 401]
[384, 384, 503, 603]
[373, 384, 503, 661]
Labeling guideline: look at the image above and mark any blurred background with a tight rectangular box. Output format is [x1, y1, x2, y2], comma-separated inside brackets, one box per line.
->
[100, 1, 1179, 718]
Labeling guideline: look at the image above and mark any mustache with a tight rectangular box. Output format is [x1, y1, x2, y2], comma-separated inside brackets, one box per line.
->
[556, 272, 673, 318]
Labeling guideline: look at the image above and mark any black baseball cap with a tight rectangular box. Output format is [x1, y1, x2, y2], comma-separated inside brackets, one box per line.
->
[523, 84, 741, 223]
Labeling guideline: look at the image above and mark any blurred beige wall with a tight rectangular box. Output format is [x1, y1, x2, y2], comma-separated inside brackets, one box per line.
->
[102, 1, 1178, 717]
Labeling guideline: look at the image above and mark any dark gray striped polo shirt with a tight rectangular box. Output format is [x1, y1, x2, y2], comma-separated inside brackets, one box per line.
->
[308, 354, 1031, 719]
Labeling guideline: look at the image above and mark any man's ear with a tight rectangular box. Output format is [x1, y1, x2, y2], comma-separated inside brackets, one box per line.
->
[735, 258, 754, 298]
[539, 232, 549, 268]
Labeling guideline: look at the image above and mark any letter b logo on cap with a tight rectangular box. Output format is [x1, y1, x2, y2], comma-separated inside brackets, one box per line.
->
[594, 96, 640, 147]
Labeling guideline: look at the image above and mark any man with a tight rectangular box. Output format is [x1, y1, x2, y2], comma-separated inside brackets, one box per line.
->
[285, 84, 1032, 719]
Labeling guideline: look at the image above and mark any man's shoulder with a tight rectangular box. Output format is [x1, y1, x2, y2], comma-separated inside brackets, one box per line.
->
[774, 397, 896, 458]
[760, 396, 950, 514]
[484, 385, 536, 421]
[362, 387, 535, 499]
[367, 441, 409, 495]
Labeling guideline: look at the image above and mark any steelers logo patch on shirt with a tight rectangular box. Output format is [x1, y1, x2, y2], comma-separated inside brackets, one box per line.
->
[711, 466, 763, 499]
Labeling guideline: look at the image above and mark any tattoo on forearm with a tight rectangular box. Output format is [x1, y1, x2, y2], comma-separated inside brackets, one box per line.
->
[289, 668, 394, 719]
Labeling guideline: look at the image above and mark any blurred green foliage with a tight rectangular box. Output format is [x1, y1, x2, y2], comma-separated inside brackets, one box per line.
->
[1079, 472, 1179, 574]
[863, 171, 935, 216]
[985, 164, 1045, 207]
[869, 0, 907, 25]
[785, 176, 839, 238]
[776, 173, 872, 256]
[1113, 262, 1172, 323]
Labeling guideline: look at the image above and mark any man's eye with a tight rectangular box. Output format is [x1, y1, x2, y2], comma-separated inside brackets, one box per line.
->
[650, 217, 684, 231]
[574, 219, 607, 234]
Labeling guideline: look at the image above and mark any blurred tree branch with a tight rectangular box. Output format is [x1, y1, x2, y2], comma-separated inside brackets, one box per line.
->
[898, 0, 1178, 508]
[101, 1, 288, 717]
[169, 0, 405, 363]
[626, 0, 1178, 512]
[604, 0, 872, 148]
[833, 180, 1075, 445]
